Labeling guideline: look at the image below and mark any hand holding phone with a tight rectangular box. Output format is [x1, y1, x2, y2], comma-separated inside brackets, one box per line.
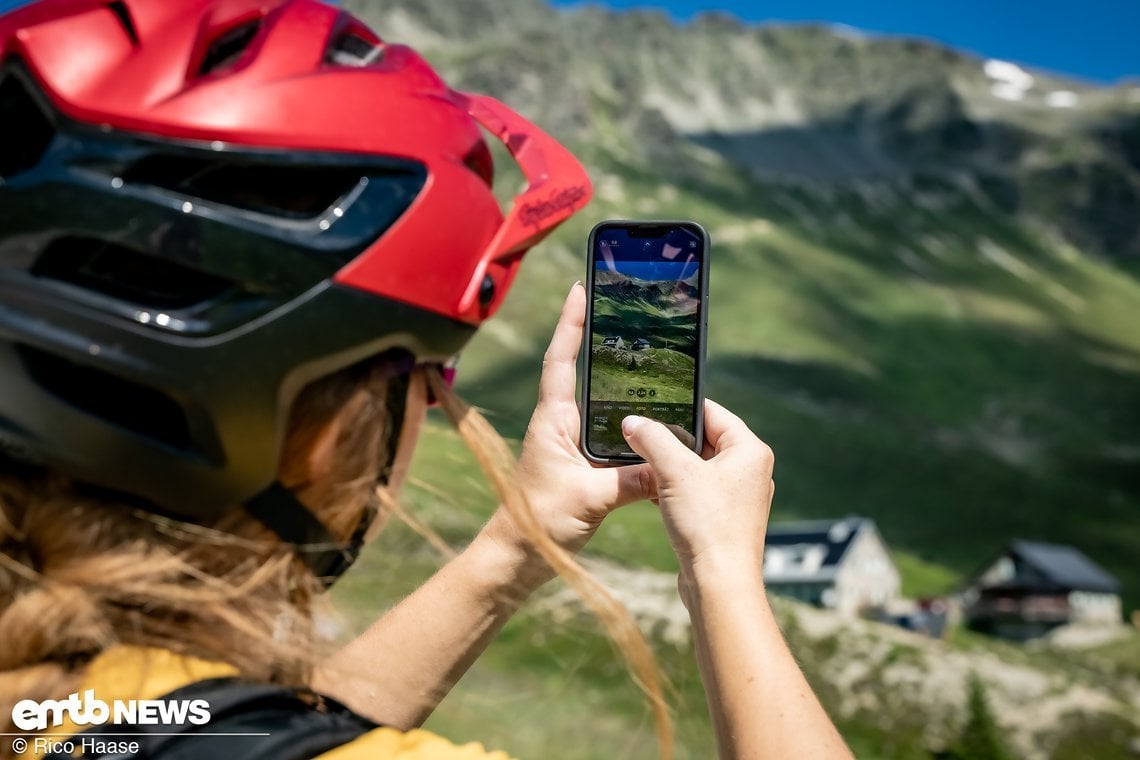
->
[580, 220, 709, 464]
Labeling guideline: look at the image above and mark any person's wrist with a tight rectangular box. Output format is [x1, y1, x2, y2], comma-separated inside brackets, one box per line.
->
[471, 510, 555, 598]
[678, 546, 765, 599]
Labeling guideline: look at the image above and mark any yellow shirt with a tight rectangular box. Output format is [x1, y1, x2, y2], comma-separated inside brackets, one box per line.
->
[18, 646, 510, 760]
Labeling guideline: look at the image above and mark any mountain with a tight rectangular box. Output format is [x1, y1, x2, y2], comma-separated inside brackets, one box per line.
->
[335, 1, 1140, 755]
[349, 0, 1140, 263]
[593, 271, 699, 315]
[344, 0, 1140, 610]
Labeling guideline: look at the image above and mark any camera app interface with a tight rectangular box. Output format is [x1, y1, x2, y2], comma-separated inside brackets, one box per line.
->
[586, 226, 703, 458]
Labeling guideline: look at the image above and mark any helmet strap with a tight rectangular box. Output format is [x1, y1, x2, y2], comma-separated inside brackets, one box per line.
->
[244, 481, 357, 587]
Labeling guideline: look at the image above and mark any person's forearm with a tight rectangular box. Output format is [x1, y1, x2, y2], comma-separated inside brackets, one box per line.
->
[314, 520, 546, 729]
[682, 554, 852, 759]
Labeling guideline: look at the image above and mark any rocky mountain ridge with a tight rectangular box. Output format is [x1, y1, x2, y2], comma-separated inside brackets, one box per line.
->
[349, 0, 1140, 259]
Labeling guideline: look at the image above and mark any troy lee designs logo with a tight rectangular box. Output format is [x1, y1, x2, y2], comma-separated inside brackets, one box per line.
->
[11, 690, 211, 731]
[518, 185, 588, 229]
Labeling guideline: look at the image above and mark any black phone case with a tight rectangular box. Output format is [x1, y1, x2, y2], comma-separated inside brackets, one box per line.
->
[579, 219, 710, 465]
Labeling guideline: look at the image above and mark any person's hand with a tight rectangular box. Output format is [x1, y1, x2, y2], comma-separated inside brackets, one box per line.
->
[482, 283, 653, 574]
[620, 401, 775, 577]
[622, 408, 854, 760]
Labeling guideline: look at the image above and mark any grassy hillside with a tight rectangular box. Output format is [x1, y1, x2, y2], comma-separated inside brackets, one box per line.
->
[454, 158, 1140, 609]
[341, 135, 1140, 758]
[334, 1, 1140, 755]
[332, 422, 1140, 758]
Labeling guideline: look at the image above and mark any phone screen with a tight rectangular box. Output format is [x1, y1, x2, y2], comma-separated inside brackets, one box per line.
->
[583, 222, 706, 460]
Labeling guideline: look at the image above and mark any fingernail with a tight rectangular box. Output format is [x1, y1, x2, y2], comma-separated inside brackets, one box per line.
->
[570, 280, 582, 293]
[622, 416, 645, 436]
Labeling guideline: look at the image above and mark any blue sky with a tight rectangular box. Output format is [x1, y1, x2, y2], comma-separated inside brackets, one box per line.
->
[596, 237, 701, 281]
[551, 0, 1140, 84]
[599, 258, 699, 282]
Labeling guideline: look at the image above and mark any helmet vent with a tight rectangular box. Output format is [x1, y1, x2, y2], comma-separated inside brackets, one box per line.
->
[0, 69, 55, 179]
[463, 143, 494, 188]
[32, 237, 234, 310]
[198, 19, 262, 77]
[326, 31, 383, 67]
[106, 1, 140, 46]
[123, 155, 368, 219]
[18, 345, 193, 451]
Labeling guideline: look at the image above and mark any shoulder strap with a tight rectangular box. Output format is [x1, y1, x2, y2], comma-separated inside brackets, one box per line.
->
[45, 677, 378, 760]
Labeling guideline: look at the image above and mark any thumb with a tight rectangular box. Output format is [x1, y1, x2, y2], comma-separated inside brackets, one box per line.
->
[611, 462, 657, 507]
[621, 416, 697, 476]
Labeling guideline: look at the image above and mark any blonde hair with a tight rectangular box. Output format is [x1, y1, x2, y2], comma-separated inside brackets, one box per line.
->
[0, 362, 389, 742]
[425, 370, 674, 759]
[0, 362, 674, 759]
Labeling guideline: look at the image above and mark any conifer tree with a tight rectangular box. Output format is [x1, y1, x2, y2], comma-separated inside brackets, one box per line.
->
[948, 674, 1013, 760]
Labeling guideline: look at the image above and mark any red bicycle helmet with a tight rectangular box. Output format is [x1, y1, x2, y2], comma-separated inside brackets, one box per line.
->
[0, 0, 592, 579]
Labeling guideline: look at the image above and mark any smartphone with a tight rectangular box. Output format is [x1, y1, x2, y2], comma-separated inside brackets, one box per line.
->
[580, 220, 709, 464]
